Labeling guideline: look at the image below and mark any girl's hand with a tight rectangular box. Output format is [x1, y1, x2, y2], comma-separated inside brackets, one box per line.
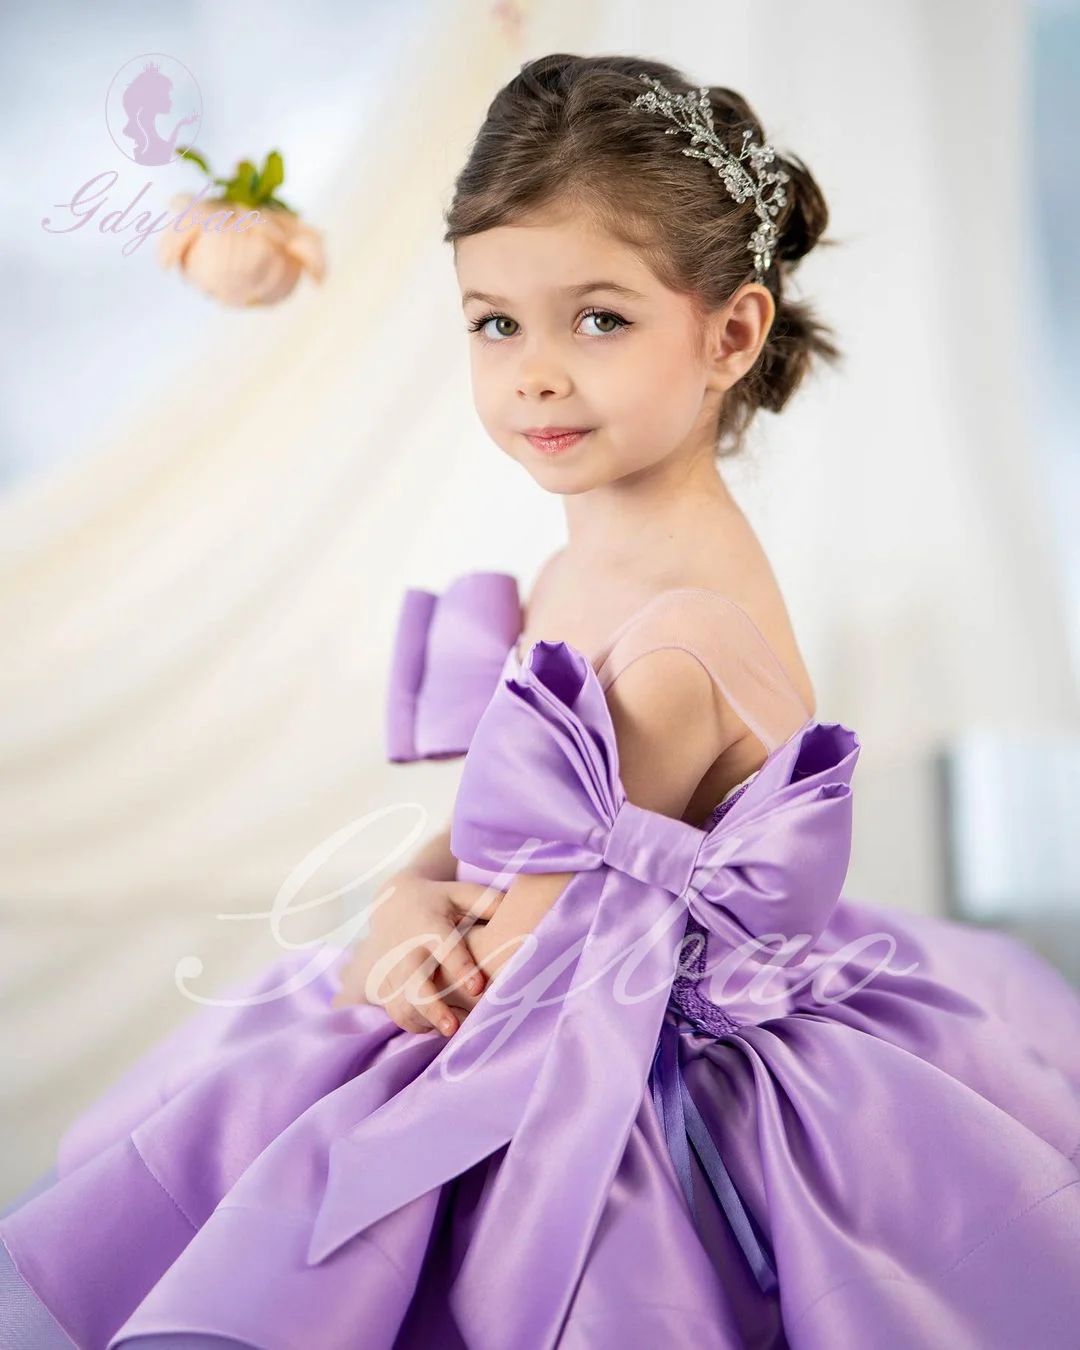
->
[435, 916, 527, 1019]
[330, 871, 505, 1037]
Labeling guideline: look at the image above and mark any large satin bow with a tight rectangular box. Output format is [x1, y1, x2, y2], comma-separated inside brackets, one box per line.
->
[385, 570, 521, 761]
[314, 639, 859, 1350]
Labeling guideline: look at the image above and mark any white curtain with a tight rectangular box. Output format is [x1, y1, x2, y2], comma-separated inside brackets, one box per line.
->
[2, 0, 1076, 1200]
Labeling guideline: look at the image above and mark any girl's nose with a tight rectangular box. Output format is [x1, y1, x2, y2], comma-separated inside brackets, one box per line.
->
[516, 357, 572, 400]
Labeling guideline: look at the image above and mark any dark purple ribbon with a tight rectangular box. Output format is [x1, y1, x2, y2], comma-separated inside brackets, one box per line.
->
[650, 1013, 778, 1296]
[644, 773, 779, 1294]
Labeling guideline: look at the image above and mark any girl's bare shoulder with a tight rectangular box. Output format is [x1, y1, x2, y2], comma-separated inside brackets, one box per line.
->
[523, 533, 816, 716]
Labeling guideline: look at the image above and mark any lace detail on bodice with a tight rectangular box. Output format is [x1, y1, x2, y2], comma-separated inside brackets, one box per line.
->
[670, 777, 757, 1038]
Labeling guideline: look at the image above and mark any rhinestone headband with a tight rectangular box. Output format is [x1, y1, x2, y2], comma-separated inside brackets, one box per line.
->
[628, 74, 790, 283]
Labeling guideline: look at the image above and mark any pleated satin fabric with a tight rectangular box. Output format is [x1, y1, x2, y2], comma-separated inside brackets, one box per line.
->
[3, 573, 1080, 1350]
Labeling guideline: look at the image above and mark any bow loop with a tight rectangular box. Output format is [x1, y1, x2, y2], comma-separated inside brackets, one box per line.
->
[385, 571, 522, 762]
[451, 639, 625, 878]
[688, 722, 859, 966]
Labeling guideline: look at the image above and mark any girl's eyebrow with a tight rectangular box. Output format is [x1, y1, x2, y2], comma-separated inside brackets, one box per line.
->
[460, 280, 647, 308]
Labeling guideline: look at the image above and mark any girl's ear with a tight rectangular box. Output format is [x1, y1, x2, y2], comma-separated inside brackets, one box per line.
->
[702, 283, 775, 393]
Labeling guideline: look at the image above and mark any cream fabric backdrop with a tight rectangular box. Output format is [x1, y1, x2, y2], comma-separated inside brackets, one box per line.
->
[2, 0, 1076, 1201]
[0, 0, 603, 1201]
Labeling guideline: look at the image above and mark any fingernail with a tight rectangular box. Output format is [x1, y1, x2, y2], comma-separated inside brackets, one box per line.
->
[467, 973, 483, 993]
[440, 1017, 455, 1035]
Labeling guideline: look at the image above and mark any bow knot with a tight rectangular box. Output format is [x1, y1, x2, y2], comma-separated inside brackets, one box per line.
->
[603, 799, 704, 897]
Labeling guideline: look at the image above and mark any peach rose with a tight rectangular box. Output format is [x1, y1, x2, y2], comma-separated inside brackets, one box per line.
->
[158, 193, 326, 306]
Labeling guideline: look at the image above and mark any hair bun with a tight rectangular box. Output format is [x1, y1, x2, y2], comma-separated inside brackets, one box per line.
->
[775, 154, 830, 266]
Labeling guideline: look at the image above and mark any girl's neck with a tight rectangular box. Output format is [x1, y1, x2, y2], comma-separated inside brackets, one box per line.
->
[561, 456, 740, 570]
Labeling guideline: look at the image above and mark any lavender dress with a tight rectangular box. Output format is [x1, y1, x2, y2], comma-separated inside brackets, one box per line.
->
[3, 571, 1080, 1350]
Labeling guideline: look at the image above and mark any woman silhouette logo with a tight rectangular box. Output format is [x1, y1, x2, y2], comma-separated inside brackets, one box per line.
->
[105, 53, 203, 167]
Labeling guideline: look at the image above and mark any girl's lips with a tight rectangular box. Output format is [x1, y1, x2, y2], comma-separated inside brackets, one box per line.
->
[523, 429, 593, 455]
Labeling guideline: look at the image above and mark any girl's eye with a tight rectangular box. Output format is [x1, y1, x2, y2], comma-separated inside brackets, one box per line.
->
[467, 313, 519, 340]
[465, 307, 631, 343]
[579, 309, 627, 336]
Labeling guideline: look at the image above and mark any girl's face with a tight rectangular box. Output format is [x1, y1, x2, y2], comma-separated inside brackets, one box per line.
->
[455, 206, 731, 494]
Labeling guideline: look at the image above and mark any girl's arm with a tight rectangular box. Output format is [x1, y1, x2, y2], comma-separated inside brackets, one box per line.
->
[463, 870, 576, 981]
[445, 648, 744, 1010]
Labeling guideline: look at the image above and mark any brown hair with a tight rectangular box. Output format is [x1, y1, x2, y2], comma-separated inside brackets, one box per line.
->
[444, 53, 842, 458]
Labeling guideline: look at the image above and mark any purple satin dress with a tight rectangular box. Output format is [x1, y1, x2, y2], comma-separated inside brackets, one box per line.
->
[3, 570, 1080, 1350]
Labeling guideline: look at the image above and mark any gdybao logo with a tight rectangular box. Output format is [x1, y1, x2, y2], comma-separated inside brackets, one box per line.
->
[43, 52, 262, 258]
[105, 52, 203, 166]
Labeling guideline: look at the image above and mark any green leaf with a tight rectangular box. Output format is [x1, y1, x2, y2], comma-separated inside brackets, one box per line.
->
[224, 159, 259, 203]
[175, 145, 212, 175]
[256, 150, 285, 202]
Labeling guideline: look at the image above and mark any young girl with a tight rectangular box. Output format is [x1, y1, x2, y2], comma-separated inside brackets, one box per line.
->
[4, 52, 1080, 1350]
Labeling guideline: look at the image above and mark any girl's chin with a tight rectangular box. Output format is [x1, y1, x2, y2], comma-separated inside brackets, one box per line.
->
[523, 464, 617, 497]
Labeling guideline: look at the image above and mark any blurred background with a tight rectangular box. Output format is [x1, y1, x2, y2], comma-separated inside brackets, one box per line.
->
[0, 0, 1078, 1203]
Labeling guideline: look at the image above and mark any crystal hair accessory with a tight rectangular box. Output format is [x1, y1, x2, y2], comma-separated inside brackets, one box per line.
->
[628, 74, 790, 283]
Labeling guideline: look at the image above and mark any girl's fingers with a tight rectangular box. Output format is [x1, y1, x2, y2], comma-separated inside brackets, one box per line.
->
[445, 881, 506, 924]
[367, 948, 426, 1013]
[384, 948, 458, 1035]
[331, 919, 485, 1029]
[432, 923, 486, 997]
[401, 970, 459, 1037]
[385, 998, 435, 1036]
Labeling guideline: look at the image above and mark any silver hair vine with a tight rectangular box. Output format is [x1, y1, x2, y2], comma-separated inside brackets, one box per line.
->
[628, 74, 790, 284]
